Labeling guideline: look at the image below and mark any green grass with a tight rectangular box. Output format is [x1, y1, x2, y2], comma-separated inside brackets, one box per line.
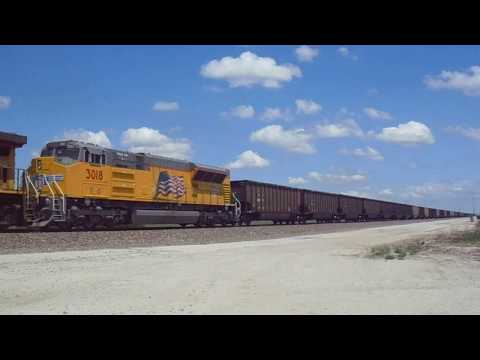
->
[451, 224, 480, 245]
[369, 240, 423, 260]
[433, 222, 480, 246]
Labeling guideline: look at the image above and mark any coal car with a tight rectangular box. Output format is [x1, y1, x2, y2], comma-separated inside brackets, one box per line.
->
[231, 180, 302, 225]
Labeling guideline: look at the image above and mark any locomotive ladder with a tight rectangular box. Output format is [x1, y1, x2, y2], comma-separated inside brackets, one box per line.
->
[232, 192, 241, 221]
[43, 174, 66, 222]
[23, 172, 39, 223]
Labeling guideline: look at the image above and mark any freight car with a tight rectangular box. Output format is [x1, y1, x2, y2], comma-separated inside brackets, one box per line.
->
[0, 131, 27, 228]
[412, 206, 420, 219]
[419, 207, 426, 218]
[23, 140, 240, 229]
[302, 189, 340, 222]
[381, 201, 398, 220]
[231, 180, 302, 225]
[363, 198, 383, 220]
[338, 194, 365, 221]
[396, 203, 413, 220]
[413, 206, 426, 219]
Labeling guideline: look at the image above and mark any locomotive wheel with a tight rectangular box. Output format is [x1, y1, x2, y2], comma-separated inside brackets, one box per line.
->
[58, 222, 72, 231]
[84, 215, 102, 230]
[83, 220, 95, 230]
[3, 212, 15, 227]
[103, 218, 115, 229]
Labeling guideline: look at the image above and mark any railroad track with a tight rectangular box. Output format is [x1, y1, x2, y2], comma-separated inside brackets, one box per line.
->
[0, 218, 441, 234]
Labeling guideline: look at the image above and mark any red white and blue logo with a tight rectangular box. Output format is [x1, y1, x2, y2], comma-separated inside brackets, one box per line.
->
[156, 171, 185, 198]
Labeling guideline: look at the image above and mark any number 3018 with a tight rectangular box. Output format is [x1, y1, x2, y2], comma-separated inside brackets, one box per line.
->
[86, 169, 103, 180]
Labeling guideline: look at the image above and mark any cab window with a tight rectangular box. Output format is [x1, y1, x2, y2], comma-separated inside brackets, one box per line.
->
[92, 154, 101, 164]
[84, 150, 105, 165]
[55, 147, 79, 161]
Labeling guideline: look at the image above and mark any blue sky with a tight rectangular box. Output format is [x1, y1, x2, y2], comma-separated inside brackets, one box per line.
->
[1, 45, 479, 212]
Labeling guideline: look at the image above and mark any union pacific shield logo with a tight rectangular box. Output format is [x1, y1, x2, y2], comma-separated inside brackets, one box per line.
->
[156, 171, 185, 198]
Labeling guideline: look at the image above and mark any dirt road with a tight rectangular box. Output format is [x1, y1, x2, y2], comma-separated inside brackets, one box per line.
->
[1, 218, 479, 314]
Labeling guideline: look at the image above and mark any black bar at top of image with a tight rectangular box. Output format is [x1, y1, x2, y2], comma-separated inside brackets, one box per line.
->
[1, 11, 480, 45]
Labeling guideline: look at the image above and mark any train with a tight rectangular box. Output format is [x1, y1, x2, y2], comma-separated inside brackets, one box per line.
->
[231, 180, 469, 225]
[0, 130, 472, 230]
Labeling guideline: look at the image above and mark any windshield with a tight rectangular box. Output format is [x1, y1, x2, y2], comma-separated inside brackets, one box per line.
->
[41, 146, 79, 164]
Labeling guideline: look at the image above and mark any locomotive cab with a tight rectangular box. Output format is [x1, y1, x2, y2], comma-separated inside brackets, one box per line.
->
[0, 131, 27, 227]
[0, 131, 26, 192]
[40, 141, 106, 166]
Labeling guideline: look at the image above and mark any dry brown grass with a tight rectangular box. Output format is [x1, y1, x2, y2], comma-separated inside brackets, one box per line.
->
[369, 222, 480, 261]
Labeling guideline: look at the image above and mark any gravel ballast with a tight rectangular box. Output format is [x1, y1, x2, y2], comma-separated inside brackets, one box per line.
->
[0, 219, 445, 255]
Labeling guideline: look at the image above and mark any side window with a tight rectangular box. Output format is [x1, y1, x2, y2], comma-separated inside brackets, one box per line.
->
[91, 154, 101, 164]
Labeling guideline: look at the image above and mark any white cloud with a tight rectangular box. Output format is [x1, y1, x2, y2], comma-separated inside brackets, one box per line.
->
[204, 85, 224, 93]
[168, 126, 183, 134]
[200, 51, 302, 88]
[62, 129, 112, 148]
[226, 150, 269, 169]
[153, 101, 179, 111]
[425, 65, 480, 96]
[379, 188, 393, 196]
[288, 177, 307, 185]
[121, 127, 191, 160]
[230, 105, 255, 119]
[364, 107, 393, 120]
[446, 126, 480, 141]
[260, 107, 290, 121]
[316, 119, 364, 138]
[375, 121, 435, 145]
[342, 190, 371, 198]
[338, 47, 349, 56]
[340, 146, 384, 161]
[404, 182, 467, 199]
[250, 125, 315, 154]
[295, 45, 319, 62]
[308, 171, 367, 183]
[0, 96, 11, 109]
[296, 99, 322, 115]
[337, 47, 358, 60]
[338, 107, 356, 118]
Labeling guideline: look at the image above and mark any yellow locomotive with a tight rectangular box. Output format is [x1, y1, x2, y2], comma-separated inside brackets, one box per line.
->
[24, 140, 240, 229]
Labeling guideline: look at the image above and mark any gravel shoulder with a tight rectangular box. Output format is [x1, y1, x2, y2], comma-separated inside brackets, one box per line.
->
[1, 218, 479, 314]
[0, 219, 444, 255]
